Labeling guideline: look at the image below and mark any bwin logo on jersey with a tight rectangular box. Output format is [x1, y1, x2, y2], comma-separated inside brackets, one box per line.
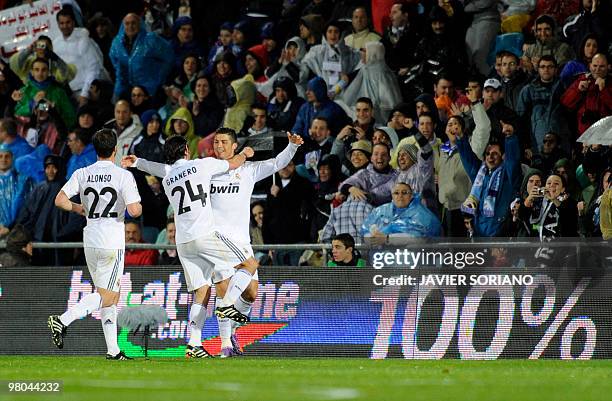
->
[210, 183, 240, 194]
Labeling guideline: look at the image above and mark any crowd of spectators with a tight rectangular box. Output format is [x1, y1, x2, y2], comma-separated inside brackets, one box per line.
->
[1, 0, 612, 267]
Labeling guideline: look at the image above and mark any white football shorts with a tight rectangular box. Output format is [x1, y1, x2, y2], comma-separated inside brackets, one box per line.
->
[84, 248, 124, 292]
[177, 231, 255, 291]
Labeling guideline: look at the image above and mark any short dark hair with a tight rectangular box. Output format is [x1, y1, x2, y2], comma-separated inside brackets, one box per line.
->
[32, 57, 49, 69]
[92, 129, 117, 158]
[418, 111, 435, 124]
[538, 54, 557, 66]
[353, 6, 368, 15]
[356, 97, 373, 109]
[535, 14, 555, 29]
[214, 127, 238, 144]
[125, 218, 142, 230]
[251, 102, 267, 112]
[484, 138, 504, 157]
[447, 115, 466, 132]
[435, 74, 453, 86]
[70, 128, 91, 145]
[498, 50, 519, 62]
[312, 116, 329, 127]
[332, 233, 356, 250]
[372, 142, 390, 156]
[164, 135, 188, 164]
[0, 118, 18, 137]
[56, 5, 76, 22]
[547, 172, 567, 189]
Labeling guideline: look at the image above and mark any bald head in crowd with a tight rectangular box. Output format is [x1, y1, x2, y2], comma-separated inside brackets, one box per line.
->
[114, 100, 132, 128]
[590, 53, 609, 79]
[123, 13, 140, 39]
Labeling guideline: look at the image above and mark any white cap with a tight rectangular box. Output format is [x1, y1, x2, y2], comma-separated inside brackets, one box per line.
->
[484, 78, 502, 90]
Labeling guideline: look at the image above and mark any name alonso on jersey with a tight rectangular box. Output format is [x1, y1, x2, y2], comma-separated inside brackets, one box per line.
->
[86, 174, 112, 183]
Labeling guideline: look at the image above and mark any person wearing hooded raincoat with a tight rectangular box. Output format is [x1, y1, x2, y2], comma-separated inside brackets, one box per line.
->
[292, 76, 350, 137]
[223, 74, 256, 133]
[300, 25, 361, 95]
[338, 42, 402, 124]
[267, 76, 305, 132]
[0, 145, 33, 233]
[164, 107, 199, 159]
[259, 36, 308, 99]
[109, 15, 174, 98]
[360, 190, 442, 239]
[16, 154, 85, 265]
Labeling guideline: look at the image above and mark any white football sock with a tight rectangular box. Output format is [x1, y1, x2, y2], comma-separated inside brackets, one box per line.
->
[187, 303, 206, 347]
[221, 269, 253, 307]
[100, 305, 120, 356]
[231, 295, 254, 334]
[60, 292, 101, 326]
[216, 297, 232, 348]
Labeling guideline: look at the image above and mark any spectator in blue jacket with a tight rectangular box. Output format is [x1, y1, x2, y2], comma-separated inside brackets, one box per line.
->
[109, 13, 174, 99]
[0, 118, 33, 161]
[457, 121, 522, 237]
[0, 144, 33, 238]
[65, 128, 96, 179]
[171, 17, 204, 71]
[516, 55, 570, 154]
[361, 182, 442, 244]
[292, 76, 350, 137]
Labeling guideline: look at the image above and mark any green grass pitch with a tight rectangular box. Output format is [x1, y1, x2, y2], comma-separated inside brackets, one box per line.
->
[1, 357, 612, 401]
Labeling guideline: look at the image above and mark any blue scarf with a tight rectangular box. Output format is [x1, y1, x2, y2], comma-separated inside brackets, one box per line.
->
[469, 164, 503, 217]
[440, 141, 457, 155]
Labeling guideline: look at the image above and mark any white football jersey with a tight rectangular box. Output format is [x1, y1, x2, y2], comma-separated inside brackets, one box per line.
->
[210, 143, 298, 243]
[136, 143, 298, 244]
[161, 158, 229, 244]
[61, 160, 141, 249]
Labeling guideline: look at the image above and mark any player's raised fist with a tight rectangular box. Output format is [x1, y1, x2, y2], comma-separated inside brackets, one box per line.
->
[287, 132, 304, 145]
[121, 155, 137, 168]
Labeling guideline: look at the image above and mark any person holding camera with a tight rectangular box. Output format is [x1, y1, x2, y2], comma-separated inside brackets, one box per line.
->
[561, 53, 612, 136]
[518, 173, 578, 240]
[12, 58, 76, 130]
[9, 35, 75, 86]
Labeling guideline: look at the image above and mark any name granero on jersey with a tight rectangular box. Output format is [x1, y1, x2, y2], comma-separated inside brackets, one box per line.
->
[166, 166, 197, 186]
[86, 174, 112, 183]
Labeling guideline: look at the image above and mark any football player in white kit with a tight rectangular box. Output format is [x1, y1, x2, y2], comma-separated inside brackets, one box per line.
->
[48, 129, 143, 360]
[129, 135, 254, 358]
[123, 128, 303, 357]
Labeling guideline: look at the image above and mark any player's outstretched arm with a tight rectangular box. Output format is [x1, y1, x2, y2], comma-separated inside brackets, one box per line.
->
[227, 147, 254, 170]
[252, 132, 303, 181]
[55, 190, 85, 216]
[121, 155, 170, 178]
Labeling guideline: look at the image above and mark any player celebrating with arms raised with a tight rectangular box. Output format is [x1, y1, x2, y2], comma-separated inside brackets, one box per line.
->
[49, 129, 142, 360]
[128, 135, 253, 358]
[124, 129, 303, 357]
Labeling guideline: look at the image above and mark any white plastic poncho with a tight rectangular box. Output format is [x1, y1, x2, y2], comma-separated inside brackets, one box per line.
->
[339, 42, 402, 124]
[257, 36, 308, 99]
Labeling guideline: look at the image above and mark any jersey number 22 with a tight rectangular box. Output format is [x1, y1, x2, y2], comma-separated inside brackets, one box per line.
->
[84, 187, 118, 219]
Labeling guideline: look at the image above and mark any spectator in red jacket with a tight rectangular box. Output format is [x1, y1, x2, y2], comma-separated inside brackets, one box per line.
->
[561, 53, 612, 136]
[124, 219, 158, 266]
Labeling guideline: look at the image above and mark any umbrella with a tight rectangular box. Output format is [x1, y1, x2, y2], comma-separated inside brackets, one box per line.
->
[577, 116, 612, 145]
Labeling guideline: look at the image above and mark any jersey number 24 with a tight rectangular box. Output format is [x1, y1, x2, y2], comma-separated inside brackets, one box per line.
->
[171, 180, 207, 215]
